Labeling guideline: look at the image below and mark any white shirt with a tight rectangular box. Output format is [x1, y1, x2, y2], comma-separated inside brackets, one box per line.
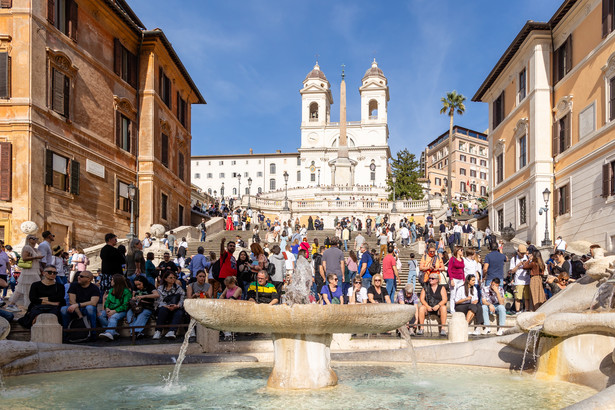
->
[510, 255, 530, 285]
[38, 241, 52, 266]
[452, 285, 478, 310]
[400, 227, 410, 239]
[284, 251, 295, 271]
[453, 225, 463, 234]
[347, 286, 368, 303]
[555, 238, 567, 251]
[463, 257, 480, 281]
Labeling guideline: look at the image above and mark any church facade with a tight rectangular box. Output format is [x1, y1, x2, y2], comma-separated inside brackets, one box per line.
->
[191, 60, 391, 198]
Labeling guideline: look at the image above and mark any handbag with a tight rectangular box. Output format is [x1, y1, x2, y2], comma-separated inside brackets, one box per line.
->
[17, 259, 32, 269]
[163, 292, 181, 305]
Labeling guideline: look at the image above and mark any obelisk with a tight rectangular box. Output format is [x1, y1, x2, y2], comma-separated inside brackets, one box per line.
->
[332, 65, 352, 186]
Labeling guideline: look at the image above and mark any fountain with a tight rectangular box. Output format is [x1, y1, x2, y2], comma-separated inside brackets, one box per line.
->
[184, 299, 415, 389]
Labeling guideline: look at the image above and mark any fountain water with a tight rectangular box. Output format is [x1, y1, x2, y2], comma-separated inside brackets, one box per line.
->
[520, 326, 541, 374]
[166, 319, 198, 386]
[397, 326, 417, 371]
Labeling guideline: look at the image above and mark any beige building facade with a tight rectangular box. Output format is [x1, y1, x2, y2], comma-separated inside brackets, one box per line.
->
[0, 0, 204, 248]
[474, 0, 615, 250]
[424, 126, 489, 201]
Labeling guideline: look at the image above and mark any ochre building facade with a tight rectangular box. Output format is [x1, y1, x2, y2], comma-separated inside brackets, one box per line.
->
[0, 0, 205, 249]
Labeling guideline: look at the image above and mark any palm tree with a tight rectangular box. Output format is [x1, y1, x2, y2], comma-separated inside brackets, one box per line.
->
[440, 91, 466, 204]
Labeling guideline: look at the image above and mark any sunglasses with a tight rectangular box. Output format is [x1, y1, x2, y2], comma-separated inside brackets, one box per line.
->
[374, 279, 382, 282]
[78, 275, 92, 279]
[429, 277, 439, 280]
[331, 278, 339, 281]
[45, 271, 58, 275]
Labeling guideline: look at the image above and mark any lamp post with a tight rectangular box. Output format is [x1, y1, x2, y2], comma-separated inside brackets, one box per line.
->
[247, 177, 252, 210]
[127, 183, 137, 241]
[391, 175, 397, 213]
[539, 188, 552, 246]
[283, 171, 290, 211]
[318, 168, 321, 186]
[426, 178, 432, 213]
[237, 174, 241, 202]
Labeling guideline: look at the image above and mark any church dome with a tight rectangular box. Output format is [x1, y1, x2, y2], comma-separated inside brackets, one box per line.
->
[304, 62, 328, 82]
[362, 59, 386, 81]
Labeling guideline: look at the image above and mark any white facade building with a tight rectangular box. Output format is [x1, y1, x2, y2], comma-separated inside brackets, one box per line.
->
[191, 60, 392, 198]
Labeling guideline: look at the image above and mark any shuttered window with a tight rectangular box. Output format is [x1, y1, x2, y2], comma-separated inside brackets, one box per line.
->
[113, 39, 137, 88]
[603, 161, 615, 197]
[518, 134, 527, 169]
[0, 142, 11, 201]
[176, 92, 187, 127]
[0, 1, 12, 8]
[610, 77, 615, 122]
[519, 197, 527, 225]
[0, 52, 10, 99]
[492, 91, 505, 129]
[553, 36, 572, 84]
[45, 149, 79, 194]
[603, 0, 615, 38]
[117, 180, 130, 212]
[518, 68, 526, 101]
[555, 184, 571, 216]
[48, 0, 78, 40]
[178, 152, 184, 181]
[552, 114, 571, 156]
[496, 153, 504, 184]
[51, 68, 69, 118]
[115, 112, 131, 153]
[159, 68, 171, 108]
[161, 133, 169, 167]
[497, 209, 504, 231]
[161, 193, 168, 220]
[178, 204, 184, 227]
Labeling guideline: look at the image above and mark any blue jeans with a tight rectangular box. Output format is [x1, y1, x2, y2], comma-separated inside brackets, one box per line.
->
[200, 231, 206, 242]
[0, 309, 14, 322]
[454, 232, 461, 245]
[385, 278, 396, 301]
[98, 310, 127, 336]
[407, 270, 417, 289]
[343, 240, 348, 251]
[477, 239, 481, 251]
[362, 276, 372, 289]
[56, 276, 68, 285]
[126, 308, 153, 334]
[61, 305, 97, 331]
[482, 304, 506, 327]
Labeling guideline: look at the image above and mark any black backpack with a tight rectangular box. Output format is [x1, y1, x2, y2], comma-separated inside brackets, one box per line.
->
[66, 315, 91, 343]
[266, 260, 276, 278]
[368, 259, 381, 275]
[211, 258, 222, 280]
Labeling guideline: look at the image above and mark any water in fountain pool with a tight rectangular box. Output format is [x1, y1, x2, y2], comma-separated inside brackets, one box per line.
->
[0, 363, 595, 408]
[284, 254, 313, 306]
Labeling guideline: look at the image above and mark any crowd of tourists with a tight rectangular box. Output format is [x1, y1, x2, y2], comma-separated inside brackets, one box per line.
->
[0, 202, 597, 342]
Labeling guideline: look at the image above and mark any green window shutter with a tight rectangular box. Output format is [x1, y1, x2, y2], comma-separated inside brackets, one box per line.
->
[0, 142, 11, 201]
[45, 149, 53, 186]
[70, 160, 80, 195]
[0, 52, 8, 99]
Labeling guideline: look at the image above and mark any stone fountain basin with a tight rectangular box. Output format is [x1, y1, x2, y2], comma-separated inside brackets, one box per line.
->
[184, 299, 415, 334]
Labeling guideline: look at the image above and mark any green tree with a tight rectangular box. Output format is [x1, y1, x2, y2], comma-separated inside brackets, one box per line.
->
[440, 90, 466, 204]
[387, 149, 424, 201]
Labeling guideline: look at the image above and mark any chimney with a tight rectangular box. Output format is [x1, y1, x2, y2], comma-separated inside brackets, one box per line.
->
[276, 150, 281, 153]
[249, 148, 253, 154]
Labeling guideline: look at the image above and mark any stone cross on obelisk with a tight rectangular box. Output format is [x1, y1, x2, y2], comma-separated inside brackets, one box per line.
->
[331, 64, 353, 186]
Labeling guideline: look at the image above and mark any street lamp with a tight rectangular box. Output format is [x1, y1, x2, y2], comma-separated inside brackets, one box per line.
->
[283, 171, 290, 211]
[247, 177, 252, 210]
[318, 168, 321, 186]
[539, 188, 552, 246]
[127, 183, 137, 241]
[391, 175, 397, 213]
[237, 174, 241, 201]
[426, 178, 432, 213]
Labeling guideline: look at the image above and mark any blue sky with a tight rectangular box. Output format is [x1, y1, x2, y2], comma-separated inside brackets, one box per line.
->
[130, 0, 562, 157]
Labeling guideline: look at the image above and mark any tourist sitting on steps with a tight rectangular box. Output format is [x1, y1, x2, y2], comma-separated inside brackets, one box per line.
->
[481, 277, 506, 336]
[220, 276, 242, 300]
[126, 276, 159, 339]
[154, 270, 186, 340]
[98, 274, 131, 341]
[417, 273, 448, 336]
[60, 270, 100, 340]
[419, 243, 445, 288]
[321, 274, 344, 305]
[187, 270, 213, 299]
[452, 274, 483, 335]
[347, 277, 368, 304]
[17, 266, 65, 329]
[367, 273, 391, 304]
[247, 272, 279, 305]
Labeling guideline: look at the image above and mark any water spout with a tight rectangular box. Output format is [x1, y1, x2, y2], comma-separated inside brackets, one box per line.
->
[397, 326, 417, 371]
[520, 326, 542, 374]
[166, 319, 198, 387]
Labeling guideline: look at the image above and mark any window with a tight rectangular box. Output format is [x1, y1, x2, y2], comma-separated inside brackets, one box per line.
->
[232, 188, 237, 195]
[178, 204, 184, 226]
[459, 142, 466, 151]
[470, 157, 477, 164]
[245, 187, 249, 194]
[497, 209, 504, 231]
[208, 188, 212, 194]
[496, 153, 504, 184]
[553, 36, 572, 84]
[470, 184, 477, 193]
[518, 68, 526, 101]
[493, 91, 505, 129]
[460, 181, 467, 193]
[270, 163, 276, 174]
[518, 134, 527, 169]
[159, 68, 171, 108]
[117, 180, 130, 212]
[176, 92, 187, 128]
[0, 1, 12, 8]
[435, 177, 441, 186]
[297, 170, 301, 181]
[459, 154, 466, 162]
[460, 168, 466, 176]
[604, 0, 615, 37]
[178, 152, 185, 181]
[479, 148, 486, 157]
[113, 39, 137, 87]
[161, 193, 168, 220]
[470, 170, 477, 177]
[116, 113, 132, 153]
[469, 144, 477, 154]
[206, 173, 212, 178]
[231, 160, 236, 165]
[219, 161, 224, 165]
[297, 157, 301, 165]
[480, 186, 487, 196]
[269, 178, 276, 190]
[219, 173, 225, 178]
[309, 102, 319, 120]
[480, 159, 487, 167]
[602, 160, 615, 197]
[519, 197, 527, 225]
[310, 173, 316, 182]
[610, 77, 615, 122]
[553, 114, 571, 156]
[161, 133, 169, 167]
[556, 184, 570, 216]
[0, 51, 11, 99]
[258, 187, 262, 194]
[244, 172, 248, 177]
[480, 172, 487, 180]
[45, 150, 79, 194]
[0, 142, 10, 200]
[257, 171, 263, 177]
[231, 172, 237, 178]
[368, 99, 378, 119]
[444, 159, 448, 166]
[48, 0, 78, 40]
[194, 173, 200, 179]
[370, 171, 376, 181]
[51, 68, 70, 118]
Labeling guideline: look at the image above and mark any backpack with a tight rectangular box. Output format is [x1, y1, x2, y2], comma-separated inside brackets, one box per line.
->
[67, 315, 91, 343]
[211, 258, 222, 281]
[368, 259, 381, 275]
[267, 260, 276, 278]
